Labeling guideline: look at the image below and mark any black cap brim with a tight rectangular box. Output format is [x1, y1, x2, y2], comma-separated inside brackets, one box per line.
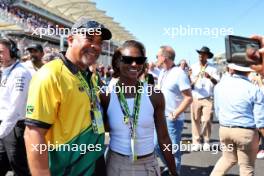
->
[26, 47, 40, 52]
[26, 45, 43, 52]
[26, 47, 35, 50]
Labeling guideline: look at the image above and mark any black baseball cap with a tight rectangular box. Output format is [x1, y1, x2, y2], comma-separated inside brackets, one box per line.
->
[26, 44, 43, 52]
[71, 17, 112, 40]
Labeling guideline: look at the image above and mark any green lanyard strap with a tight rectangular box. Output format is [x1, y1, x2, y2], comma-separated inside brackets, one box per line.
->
[76, 71, 105, 134]
[76, 72, 97, 109]
[116, 81, 143, 161]
[116, 81, 142, 127]
[145, 75, 149, 83]
[199, 63, 208, 78]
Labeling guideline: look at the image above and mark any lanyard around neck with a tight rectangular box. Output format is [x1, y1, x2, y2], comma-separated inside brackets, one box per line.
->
[200, 63, 208, 71]
[116, 81, 143, 161]
[145, 75, 149, 83]
[116, 81, 143, 126]
[198, 63, 208, 80]
[76, 71, 97, 109]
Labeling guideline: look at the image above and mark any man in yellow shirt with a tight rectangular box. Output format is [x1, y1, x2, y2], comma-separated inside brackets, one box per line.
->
[24, 17, 112, 176]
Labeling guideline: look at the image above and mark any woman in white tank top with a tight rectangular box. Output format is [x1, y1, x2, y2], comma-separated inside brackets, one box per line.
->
[100, 40, 178, 176]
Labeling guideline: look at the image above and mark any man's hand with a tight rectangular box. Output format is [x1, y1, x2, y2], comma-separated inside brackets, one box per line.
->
[191, 75, 200, 89]
[168, 111, 178, 121]
[204, 72, 211, 79]
[250, 35, 264, 75]
[168, 110, 182, 121]
[168, 89, 193, 121]
[204, 72, 218, 85]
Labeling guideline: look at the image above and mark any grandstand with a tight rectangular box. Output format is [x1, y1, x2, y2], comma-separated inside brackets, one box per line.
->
[0, 0, 135, 65]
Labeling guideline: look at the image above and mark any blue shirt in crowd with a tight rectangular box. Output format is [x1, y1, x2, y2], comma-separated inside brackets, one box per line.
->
[214, 74, 264, 128]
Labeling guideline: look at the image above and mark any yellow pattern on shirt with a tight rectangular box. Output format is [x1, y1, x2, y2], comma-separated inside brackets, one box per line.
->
[26, 59, 92, 144]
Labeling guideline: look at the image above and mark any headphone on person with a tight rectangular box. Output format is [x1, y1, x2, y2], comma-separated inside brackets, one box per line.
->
[0, 37, 19, 59]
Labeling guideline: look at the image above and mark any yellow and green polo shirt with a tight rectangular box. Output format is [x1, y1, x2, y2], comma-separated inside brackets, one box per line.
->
[25, 56, 104, 176]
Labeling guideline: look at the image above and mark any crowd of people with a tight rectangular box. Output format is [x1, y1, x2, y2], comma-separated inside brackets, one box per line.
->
[0, 0, 65, 33]
[0, 16, 264, 176]
[0, 1, 117, 58]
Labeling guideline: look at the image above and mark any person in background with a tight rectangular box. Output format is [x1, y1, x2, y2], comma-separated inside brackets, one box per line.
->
[101, 66, 112, 86]
[139, 62, 155, 85]
[211, 63, 264, 176]
[148, 61, 162, 85]
[250, 35, 264, 79]
[0, 38, 31, 176]
[248, 72, 264, 159]
[22, 43, 44, 76]
[155, 45, 193, 175]
[178, 59, 191, 82]
[178, 59, 189, 73]
[249, 36, 264, 161]
[190, 46, 219, 152]
[107, 53, 121, 92]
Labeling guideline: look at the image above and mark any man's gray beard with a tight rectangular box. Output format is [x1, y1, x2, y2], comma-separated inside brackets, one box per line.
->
[81, 55, 97, 67]
[81, 56, 90, 66]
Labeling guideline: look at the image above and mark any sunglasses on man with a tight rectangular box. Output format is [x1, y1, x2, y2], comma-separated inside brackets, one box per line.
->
[121, 56, 147, 65]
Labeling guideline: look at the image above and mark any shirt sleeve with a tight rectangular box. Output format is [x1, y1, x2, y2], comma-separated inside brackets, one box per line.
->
[177, 69, 191, 91]
[211, 66, 220, 81]
[190, 64, 199, 82]
[253, 89, 264, 128]
[25, 68, 60, 129]
[0, 70, 31, 138]
[213, 85, 220, 119]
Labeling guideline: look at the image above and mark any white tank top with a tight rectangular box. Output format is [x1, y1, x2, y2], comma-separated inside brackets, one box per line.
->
[107, 83, 155, 156]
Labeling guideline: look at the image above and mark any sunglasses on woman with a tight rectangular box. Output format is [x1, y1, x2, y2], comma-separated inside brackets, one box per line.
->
[121, 56, 147, 65]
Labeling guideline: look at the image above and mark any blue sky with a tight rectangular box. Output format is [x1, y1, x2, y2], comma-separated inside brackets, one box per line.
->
[95, 0, 264, 64]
